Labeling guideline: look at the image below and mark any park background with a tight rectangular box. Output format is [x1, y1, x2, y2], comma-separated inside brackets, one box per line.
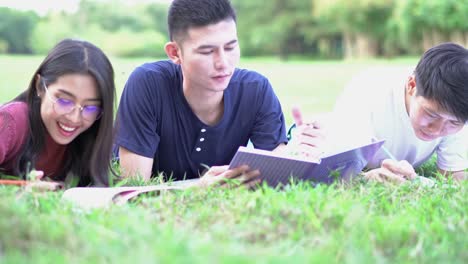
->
[0, 0, 467, 263]
[1, 0, 467, 119]
[1, 0, 468, 120]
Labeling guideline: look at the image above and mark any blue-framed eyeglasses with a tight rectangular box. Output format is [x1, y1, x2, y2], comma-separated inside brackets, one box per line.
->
[42, 81, 103, 121]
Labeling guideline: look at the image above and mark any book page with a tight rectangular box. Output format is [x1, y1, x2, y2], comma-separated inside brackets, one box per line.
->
[62, 185, 183, 209]
[304, 139, 385, 183]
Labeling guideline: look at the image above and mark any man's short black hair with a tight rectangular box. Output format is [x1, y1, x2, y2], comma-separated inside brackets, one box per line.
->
[415, 42, 468, 122]
[168, 0, 236, 42]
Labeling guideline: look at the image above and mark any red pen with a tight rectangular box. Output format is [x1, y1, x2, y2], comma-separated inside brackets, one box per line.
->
[0, 179, 29, 186]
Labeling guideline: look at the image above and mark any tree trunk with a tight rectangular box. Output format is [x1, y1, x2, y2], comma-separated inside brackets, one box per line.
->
[318, 38, 330, 58]
[343, 31, 355, 60]
[431, 29, 448, 46]
[464, 31, 468, 47]
[355, 33, 378, 58]
[422, 29, 432, 51]
[450, 31, 465, 46]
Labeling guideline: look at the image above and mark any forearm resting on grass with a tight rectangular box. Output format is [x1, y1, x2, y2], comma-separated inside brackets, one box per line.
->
[118, 147, 153, 181]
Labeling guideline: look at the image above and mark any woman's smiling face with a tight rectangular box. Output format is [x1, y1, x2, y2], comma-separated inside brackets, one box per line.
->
[38, 73, 102, 145]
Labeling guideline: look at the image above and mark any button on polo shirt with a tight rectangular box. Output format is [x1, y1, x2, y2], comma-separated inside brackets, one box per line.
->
[195, 128, 207, 152]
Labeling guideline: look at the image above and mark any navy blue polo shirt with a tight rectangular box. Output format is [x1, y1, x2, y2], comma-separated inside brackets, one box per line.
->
[115, 60, 287, 180]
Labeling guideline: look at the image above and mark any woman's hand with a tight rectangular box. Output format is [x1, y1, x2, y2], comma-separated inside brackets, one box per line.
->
[25, 170, 64, 191]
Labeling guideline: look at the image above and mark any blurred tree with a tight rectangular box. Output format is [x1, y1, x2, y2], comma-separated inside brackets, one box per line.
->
[395, 0, 468, 52]
[75, 0, 153, 32]
[31, 13, 77, 54]
[0, 7, 38, 54]
[93, 28, 167, 58]
[2, 0, 466, 58]
[0, 39, 7, 53]
[145, 3, 170, 39]
[233, 0, 317, 60]
[30, 1, 170, 57]
[313, 0, 395, 59]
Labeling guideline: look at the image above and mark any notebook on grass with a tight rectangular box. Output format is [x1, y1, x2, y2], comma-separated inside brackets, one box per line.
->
[228, 140, 385, 187]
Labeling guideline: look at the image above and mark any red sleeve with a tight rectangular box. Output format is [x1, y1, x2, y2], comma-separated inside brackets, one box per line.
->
[0, 102, 29, 165]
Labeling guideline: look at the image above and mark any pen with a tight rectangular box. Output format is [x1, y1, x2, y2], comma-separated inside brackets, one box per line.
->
[380, 145, 397, 161]
[287, 122, 319, 141]
[0, 179, 29, 186]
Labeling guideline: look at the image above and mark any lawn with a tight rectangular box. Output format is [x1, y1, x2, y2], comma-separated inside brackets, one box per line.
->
[1, 55, 466, 264]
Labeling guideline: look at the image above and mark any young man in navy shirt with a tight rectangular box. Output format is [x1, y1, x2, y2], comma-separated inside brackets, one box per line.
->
[114, 0, 324, 187]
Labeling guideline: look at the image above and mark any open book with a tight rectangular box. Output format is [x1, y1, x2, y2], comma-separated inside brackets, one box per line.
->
[62, 179, 199, 209]
[228, 140, 385, 187]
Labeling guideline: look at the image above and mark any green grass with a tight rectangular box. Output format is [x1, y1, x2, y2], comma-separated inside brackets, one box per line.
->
[1, 180, 466, 263]
[2, 56, 466, 263]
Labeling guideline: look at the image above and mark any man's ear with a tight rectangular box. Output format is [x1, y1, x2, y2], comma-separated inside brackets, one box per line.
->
[165, 42, 181, 64]
[406, 75, 417, 96]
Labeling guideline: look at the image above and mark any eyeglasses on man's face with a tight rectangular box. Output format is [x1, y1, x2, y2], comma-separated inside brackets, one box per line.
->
[42, 81, 103, 121]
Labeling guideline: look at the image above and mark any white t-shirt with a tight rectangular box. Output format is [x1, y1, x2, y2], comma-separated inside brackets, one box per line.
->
[329, 66, 467, 171]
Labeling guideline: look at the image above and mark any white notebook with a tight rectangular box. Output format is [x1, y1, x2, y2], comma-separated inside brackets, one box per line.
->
[62, 179, 199, 209]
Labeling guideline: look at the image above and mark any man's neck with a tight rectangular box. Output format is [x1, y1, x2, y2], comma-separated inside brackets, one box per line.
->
[183, 82, 225, 126]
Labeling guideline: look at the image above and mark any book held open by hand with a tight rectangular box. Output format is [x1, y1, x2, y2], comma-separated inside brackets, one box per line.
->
[228, 140, 385, 187]
[63, 141, 384, 208]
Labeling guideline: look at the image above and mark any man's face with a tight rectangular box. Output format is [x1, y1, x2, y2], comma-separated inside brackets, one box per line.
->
[176, 19, 240, 93]
[405, 76, 465, 141]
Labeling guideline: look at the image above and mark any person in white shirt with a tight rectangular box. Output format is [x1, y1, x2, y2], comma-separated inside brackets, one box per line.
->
[331, 42, 467, 183]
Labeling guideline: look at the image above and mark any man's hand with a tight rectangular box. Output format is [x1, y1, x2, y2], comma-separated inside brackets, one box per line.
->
[197, 165, 261, 189]
[287, 107, 326, 160]
[364, 159, 417, 184]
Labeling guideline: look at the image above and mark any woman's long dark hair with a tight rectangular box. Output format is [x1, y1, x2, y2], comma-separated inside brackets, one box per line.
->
[14, 39, 116, 186]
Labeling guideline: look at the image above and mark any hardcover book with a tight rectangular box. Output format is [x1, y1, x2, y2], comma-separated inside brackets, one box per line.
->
[228, 140, 385, 187]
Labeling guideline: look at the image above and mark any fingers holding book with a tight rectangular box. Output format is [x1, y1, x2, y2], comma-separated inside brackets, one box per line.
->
[288, 107, 326, 161]
[198, 165, 261, 189]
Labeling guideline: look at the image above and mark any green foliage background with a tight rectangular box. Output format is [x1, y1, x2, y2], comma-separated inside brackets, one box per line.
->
[0, 0, 467, 59]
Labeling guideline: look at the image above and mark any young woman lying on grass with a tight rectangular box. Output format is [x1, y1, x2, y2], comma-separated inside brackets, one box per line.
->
[0, 39, 116, 189]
